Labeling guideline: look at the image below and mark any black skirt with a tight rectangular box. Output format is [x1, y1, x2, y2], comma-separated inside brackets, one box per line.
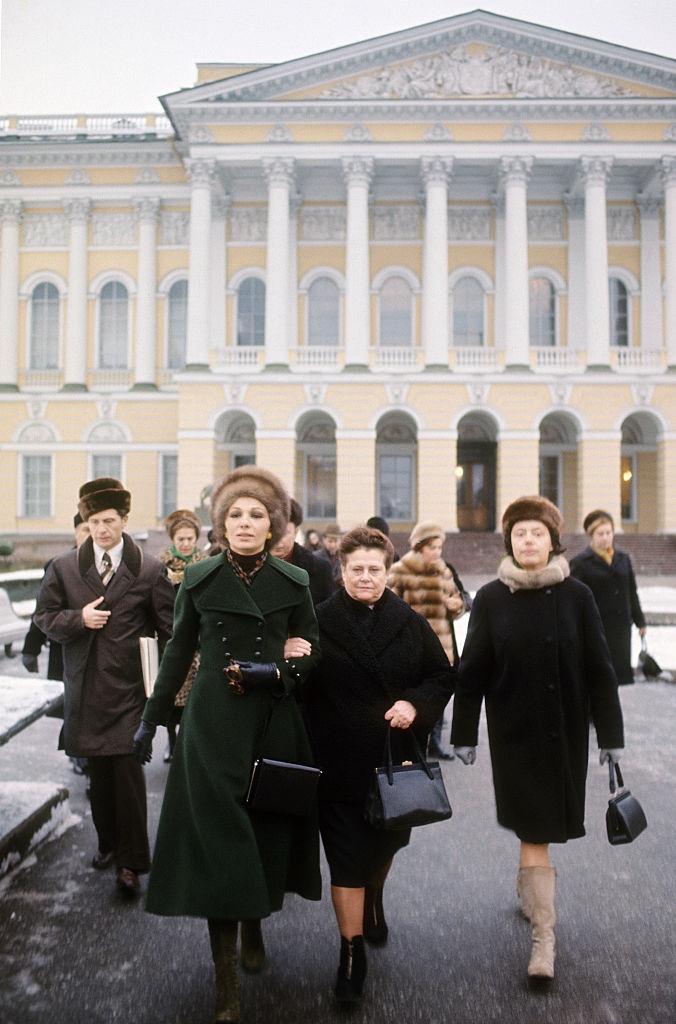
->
[318, 800, 410, 888]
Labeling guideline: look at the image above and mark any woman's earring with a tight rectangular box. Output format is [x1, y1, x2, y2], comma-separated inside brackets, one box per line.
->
[267, 532, 272, 540]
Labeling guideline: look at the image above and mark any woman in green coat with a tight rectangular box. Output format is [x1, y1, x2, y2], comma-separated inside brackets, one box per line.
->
[133, 467, 321, 1024]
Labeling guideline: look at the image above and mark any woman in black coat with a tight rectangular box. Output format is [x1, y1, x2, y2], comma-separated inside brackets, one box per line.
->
[305, 526, 454, 1006]
[570, 509, 646, 685]
[451, 496, 624, 989]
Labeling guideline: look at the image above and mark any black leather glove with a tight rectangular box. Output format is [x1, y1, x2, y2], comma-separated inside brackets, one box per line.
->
[238, 662, 281, 690]
[133, 720, 157, 764]
[22, 654, 39, 673]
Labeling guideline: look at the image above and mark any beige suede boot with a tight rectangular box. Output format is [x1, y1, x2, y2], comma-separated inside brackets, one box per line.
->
[516, 867, 533, 921]
[521, 866, 556, 986]
[207, 919, 240, 1024]
[240, 918, 266, 973]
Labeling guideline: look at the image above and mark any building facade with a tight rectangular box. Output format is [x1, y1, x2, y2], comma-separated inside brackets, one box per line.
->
[1, 10, 675, 537]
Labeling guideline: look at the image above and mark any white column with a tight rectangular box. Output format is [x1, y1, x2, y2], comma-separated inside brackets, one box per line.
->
[0, 200, 21, 390]
[581, 156, 613, 370]
[501, 157, 532, 370]
[62, 198, 90, 391]
[421, 157, 453, 368]
[133, 197, 160, 389]
[565, 195, 586, 350]
[662, 158, 676, 369]
[638, 196, 663, 352]
[263, 157, 294, 368]
[288, 192, 300, 351]
[492, 194, 506, 350]
[210, 194, 229, 357]
[342, 157, 374, 370]
[186, 159, 215, 370]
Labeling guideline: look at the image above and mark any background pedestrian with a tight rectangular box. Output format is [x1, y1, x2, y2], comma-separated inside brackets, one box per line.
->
[270, 498, 335, 606]
[315, 523, 343, 584]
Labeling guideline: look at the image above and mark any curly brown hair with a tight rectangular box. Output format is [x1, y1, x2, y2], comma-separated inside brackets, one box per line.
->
[339, 525, 395, 570]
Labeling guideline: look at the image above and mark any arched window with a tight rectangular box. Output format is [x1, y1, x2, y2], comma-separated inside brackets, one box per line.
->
[297, 417, 336, 519]
[30, 282, 60, 369]
[237, 277, 265, 346]
[379, 276, 412, 346]
[167, 279, 188, 369]
[529, 278, 556, 347]
[452, 276, 484, 347]
[99, 281, 129, 369]
[307, 277, 340, 346]
[609, 278, 629, 347]
[376, 416, 417, 522]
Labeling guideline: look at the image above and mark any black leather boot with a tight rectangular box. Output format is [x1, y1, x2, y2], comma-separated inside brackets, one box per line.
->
[334, 935, 367, 1004]
[363, 884, 388, 945]
[207, 919, 240, 1024]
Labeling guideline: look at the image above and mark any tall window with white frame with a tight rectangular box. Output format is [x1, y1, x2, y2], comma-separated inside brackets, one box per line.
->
[452, 276, 484, 346]
[376, 417, 417, 522]
[237, 278, 265, 346]
[99, 281, 129, 368]
[609, 278, 629, 347]
[297, 418, 336, 520]
[167, 280, 188, 369]
[379, 276, 413, 346]
[160, 454, 178, 519]
[307, 277, 340, 346]
[529, 277, 556, 347]
[22, 455, 51, 518]
[91, 454, 122, 481]
[30, 282, 60, 369]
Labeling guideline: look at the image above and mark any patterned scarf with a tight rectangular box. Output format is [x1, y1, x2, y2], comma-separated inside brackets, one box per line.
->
[226, 546, 268, 587]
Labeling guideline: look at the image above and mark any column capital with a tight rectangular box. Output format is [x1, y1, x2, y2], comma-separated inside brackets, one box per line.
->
[1, 199, 22, 224]
[563, 192, 585, 217]
[186, 158, 216, 187]
[500, 156, 533, 186]
[637, 193, 662, 218]
[342, 156, 374, 189]
[263, 157, 295, 189]
[420, 156, 453, 187]
[62, 197, 91, 223]
[579, 156, 613, 187]
[660, 156, 676, 189]
[133, 196, 160, 223]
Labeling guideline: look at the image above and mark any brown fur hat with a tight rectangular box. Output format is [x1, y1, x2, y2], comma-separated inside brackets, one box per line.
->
[583, 509, 614, 535]
[502, 495, 564, 557]
[409, 521, 445, 551]
[164, 508, 202, 540]
[210, 466, 290, 548]
[78, 477, 131, 521]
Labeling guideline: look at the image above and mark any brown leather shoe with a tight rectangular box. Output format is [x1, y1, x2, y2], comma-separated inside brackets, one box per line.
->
[91, 850, 114, 870]
[115, 867, 140, 897]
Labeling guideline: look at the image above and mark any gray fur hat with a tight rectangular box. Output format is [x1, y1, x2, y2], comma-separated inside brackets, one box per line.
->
[210, 466, 290, 548]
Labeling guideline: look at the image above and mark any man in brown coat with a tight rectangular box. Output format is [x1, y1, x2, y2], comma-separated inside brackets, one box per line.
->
[35, 478, 175, 897]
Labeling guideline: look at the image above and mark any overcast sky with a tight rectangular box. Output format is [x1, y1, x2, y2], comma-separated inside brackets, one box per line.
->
[0, 0, 674, 114]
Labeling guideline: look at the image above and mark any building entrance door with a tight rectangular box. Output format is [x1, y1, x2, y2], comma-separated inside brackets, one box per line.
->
[456, 442, 496, 531]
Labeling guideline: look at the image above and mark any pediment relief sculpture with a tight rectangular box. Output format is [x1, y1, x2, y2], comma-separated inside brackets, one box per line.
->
[319, 45, 635, 100]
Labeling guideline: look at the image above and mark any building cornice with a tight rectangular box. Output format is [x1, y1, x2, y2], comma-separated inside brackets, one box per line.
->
[0, 143, 179, 167]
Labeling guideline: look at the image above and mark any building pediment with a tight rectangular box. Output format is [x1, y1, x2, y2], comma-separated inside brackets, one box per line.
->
[163, 8, 676, 120]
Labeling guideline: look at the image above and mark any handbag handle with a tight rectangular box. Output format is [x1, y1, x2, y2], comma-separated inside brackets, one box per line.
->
[608, 760, 625, 795]
[382, 727, 433, 785]
[640, 635, 648, 655]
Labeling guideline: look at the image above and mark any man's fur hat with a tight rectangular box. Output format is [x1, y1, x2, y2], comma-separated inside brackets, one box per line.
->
[210, 466, 290, 548]
[501, 495, 564, 557]
[78, 478, 131, 521]
[164, 508, 202, 540]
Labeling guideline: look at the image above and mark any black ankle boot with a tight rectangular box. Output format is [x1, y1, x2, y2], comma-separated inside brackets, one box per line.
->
[334, 936, 367, 1004]
[363, 884, 389, 945]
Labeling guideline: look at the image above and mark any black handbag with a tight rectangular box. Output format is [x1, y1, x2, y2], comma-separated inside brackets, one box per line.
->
[245, 699, 321, 818]
[638, 637, 662, 679]
[365, 729, 452, 831]
[606, 761, 647, 845]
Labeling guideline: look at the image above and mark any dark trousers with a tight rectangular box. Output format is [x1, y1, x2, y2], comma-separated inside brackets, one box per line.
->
[87, 755, 150, 873]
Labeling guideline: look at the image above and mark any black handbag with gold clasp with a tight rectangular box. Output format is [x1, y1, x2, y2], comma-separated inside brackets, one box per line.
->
[365, 728, 452, 831]
[606, 762, 647, 845]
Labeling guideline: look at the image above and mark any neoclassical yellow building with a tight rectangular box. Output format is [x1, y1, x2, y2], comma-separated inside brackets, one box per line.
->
[1, 9, 675, 538]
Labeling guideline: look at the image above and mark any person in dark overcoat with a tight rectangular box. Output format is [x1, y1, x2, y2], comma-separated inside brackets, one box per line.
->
[34, 478, 175, 897]
[304, 526, 455, 1006]
[570, 509, 646, 686]
[270, 497, 335, 606]
[451, 496, 624, 989]
[133, 466, 321, 1024]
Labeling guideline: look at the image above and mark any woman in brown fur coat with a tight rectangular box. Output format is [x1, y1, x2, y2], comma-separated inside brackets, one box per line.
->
[387, 521, 468, 758]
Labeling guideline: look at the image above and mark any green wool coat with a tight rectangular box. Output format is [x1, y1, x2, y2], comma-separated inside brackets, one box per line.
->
[142, 553, 322, 920]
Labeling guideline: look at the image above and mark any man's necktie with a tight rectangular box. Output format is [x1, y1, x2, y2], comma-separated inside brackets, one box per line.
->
[100, 551, 114, 586]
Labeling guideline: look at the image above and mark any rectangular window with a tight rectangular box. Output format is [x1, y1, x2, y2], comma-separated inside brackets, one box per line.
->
[621, 454, 636, 521]
[91, 454, 122, 481]
[305, 454, 337, 519]
[539, 455, 560, 509]
[378, 454, 413, 521]
[22, 455, 51, 518]
[160, 454, 178, 519]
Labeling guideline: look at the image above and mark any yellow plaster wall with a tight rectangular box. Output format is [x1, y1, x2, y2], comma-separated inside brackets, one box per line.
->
[297, 245, 346, 277]
[369, 244, 422, 278]
[325, 384, 383, 429]
[447, 245, 494, 276]
[570, 385, 631, 430]
[244, 384, 306, 429]
[19, 252, 69, 281]
[528, 245, 567, 278]
[496, 439, 539, 520]
[491, 383, 551, 429]
[227, 247, 266, 276]
[177, 438, 213, 509]
[46, 402, 96, 443]
[256, 437, 296, 494]
[561, 450, 579, 528]
[0, 455, 19, 528]
[176, 383, 228, 429]
[117, 401, 177, 442]
[417, 439, 457, 530]
[577, 439, 621, 530]
[608, 245, 640, 277]
[634, 450, 658, 533]
[656, 439, 676, 532]
[157, 252, 188, 278]
[335, 437, 377, 530]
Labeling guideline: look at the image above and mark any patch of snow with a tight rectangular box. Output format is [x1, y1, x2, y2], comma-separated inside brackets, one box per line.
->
[638, 587, 676, 613]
